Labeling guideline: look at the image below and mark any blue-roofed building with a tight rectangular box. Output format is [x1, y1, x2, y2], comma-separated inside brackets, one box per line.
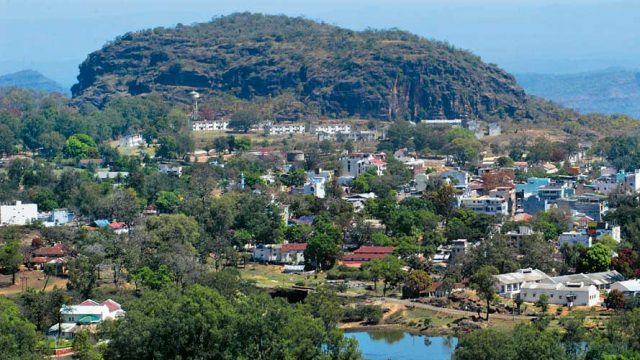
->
[516, 177, 551, 198]
[94, 219, 110, 228]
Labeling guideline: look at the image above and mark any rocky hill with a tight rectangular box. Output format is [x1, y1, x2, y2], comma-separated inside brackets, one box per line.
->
[0, 70, 68, 95]
[71, 13, 526, 121]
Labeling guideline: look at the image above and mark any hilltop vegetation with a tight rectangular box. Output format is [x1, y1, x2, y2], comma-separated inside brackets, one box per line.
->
[71, 13, 526, 121]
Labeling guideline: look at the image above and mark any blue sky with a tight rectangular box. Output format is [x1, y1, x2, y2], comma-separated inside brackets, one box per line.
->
[1, 0, 639, 88]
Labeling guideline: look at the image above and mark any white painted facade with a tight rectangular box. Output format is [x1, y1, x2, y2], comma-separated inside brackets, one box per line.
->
[625, 170, 640, 192]
[520, 282, 600, 307]
[611, 279, 640, 298]
[191, 120, 229, 131]
[264, 123, 306, 136]
[559, 232, 592, 248]
[0, 201, 38, 226]
[459, 196, 508, 216]
[119, 134, 146, 148]
[340, 154, 386, 177]
[313, 123, 351, 135]
[494, 268, 552, 298]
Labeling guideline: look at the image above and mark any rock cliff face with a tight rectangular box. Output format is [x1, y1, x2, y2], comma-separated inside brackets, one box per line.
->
[72, 13, 526, 120]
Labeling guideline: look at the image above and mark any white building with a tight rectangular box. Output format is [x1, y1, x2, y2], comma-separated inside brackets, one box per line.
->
[264, 123, 306, 136]
[1, 201, 38, 226]
[313, 123, 351, 135]
[280, 243, 307, 265]
[558, 231, 592, 248]
[420, 119, 463, 127]
[336, 130, 377, 142]
[95, 171, 129, 181]
[47, 299, 125, 339]
[159, 164, 183, 177]
[611, 279, 640, 298]
[191, 120, 228, 132]
[459, 196, 508, 216]
[39, 209, 75, 227]
[494, 268, 553, 298]
[119, 134, 146, 148]
[251, 243, 307, 264]
[624, 170, 640, 193]
[340, 154, 386, 177]
[303, 177, 326, 199]
[520, 282, 600, 307]
[252, 244, 281, 263]
[547, 270, 624, 290]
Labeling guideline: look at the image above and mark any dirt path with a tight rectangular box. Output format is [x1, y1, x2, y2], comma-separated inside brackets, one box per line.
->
[380, 297, 532, 321]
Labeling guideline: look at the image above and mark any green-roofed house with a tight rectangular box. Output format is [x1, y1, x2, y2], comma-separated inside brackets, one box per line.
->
[47, 299, 125, 339]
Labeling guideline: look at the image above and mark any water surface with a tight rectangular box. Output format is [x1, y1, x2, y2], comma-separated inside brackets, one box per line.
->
[345, 330, 457, 360]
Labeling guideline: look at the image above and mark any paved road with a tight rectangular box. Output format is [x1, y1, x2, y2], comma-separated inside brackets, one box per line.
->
[379, 297, 533, 321]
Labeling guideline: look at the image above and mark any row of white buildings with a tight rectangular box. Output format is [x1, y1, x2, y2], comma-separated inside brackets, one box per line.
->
[494, 268, 625, 307]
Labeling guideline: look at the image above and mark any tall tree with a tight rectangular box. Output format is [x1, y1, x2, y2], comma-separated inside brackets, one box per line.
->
[66, 255, 98, 299]
[0, 240, 22, 285]
[228, 109, 260, 133]
[470, 265, 498, 321]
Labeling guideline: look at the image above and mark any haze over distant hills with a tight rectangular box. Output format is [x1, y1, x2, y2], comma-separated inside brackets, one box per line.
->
[0, 70, 69, 95]
[516, 68, 640, 118]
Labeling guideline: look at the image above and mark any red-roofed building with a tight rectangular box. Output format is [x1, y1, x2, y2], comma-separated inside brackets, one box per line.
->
[79, 299, 100, 306]
[108, 222, 129, 235]
[28, 243, 69, 271]
[280, 243, 307, 265]
[101, 299, 123, 313]
[353, 246, 394, 254]
[341, 246, 395, 268]
[33, 243, 67, 258]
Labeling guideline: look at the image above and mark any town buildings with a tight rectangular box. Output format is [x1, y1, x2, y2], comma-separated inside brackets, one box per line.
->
[611, 279, 640, 298]
[312, 123, 351, 135]
[459, 196, 508, 216]
[495, 268, 623, 306]
[191, 120, 229, 131]
[340, 153, 387, 177]
[1, 201, 38, 226]
[264, 123, 306, 136]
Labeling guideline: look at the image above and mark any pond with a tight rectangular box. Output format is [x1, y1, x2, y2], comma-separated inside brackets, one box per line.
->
[345, 330, 457, 360]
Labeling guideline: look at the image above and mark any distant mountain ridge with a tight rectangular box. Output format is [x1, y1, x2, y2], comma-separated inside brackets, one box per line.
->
[71, 13, 526, 121]
[516, 68, 640, 117]
[0, 70, 69, 95]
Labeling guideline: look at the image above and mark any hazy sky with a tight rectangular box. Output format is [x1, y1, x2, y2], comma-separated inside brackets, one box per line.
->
[1, 0, 639, 88]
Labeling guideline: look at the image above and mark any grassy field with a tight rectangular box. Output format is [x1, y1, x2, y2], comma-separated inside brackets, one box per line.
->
[0, 270, 68, 296]
[239, 263, 326, 289]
